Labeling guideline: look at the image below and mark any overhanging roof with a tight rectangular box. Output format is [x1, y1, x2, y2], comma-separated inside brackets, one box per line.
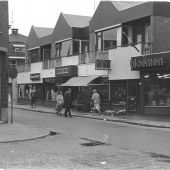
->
[60, 76, 100, 86]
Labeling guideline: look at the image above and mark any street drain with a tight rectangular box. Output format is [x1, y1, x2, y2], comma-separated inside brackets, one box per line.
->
[81, 142, 106, 147]
[150, 152, 170, 163]
[49, 131, 61, 136]
[80, 137, 109, 147]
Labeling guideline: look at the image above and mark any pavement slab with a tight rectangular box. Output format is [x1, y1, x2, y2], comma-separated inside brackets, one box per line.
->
[0, 123, 49, 143]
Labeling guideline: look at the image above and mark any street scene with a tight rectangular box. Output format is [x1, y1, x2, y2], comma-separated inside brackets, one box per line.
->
[0, 107, 170, 169]
[1, 0, 170, 169]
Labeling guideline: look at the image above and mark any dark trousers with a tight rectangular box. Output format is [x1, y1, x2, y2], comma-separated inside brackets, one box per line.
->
[64, 106, 72, 117]
[31, 99, 36, 108]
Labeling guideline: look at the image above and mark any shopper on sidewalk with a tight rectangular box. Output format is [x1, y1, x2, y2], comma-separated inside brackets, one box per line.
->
[30, 86, 36, 108]
[56, 91, 64, 115]
[91, 89, 101, 114]
[64, 88, 72, 117]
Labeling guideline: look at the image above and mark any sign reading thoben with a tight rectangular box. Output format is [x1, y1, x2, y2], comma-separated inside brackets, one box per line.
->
[130, 52, 170, 71]
[30, 73, 40, 81]
[95, 59, 111, 70]
[55, 65, 78, 77]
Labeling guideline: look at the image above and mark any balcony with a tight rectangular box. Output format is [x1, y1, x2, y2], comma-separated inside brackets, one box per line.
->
[43, 58, 62, 69]
[141, 42, 152, 55]
[17, 63, 31, 73]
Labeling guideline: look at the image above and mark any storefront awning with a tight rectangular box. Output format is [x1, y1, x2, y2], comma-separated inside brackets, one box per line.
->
[60, 76, 100, 86]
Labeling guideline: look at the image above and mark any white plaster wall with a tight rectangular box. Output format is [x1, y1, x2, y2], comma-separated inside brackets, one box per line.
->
[31, 62, 43, 73]
[17, 72, 32, 84]
[78, 63, 108, 76]
[109, 46, 140, 80]
[42, 68, 55, 78]
[62, 55, 79, 66]
[17, 62, 43, 84]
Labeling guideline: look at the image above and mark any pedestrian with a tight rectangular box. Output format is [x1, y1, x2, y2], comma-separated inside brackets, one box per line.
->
[91, 89, 101, 114]
[56, 91, 64, 115]
[64, 88, 72, 117]
[30, 86, 36, 108]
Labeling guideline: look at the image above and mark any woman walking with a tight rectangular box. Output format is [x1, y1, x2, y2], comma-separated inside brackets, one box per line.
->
[56, 91, 64, 115]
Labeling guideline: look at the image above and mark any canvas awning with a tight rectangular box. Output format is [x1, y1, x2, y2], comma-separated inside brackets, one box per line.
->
[60, 76, 100, 86]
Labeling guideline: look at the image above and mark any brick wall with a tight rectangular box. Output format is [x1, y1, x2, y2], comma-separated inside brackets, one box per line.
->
[152, 16, 170, 53]
[0, 0, 8, 121]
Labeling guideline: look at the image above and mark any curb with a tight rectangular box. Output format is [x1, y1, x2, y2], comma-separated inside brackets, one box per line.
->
[14, 106, 170, 129]
[0, 132, 50, 144]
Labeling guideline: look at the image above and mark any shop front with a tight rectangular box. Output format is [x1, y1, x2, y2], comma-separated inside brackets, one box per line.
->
[131, 51, 170, 115]
[60, 75, 108, 112]
[18, 72, 44, 105]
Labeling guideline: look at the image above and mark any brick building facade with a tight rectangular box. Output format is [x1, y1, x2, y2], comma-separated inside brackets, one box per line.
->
[0, 0, 9, 121]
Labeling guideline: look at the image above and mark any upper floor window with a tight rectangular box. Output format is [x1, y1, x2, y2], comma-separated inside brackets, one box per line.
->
[55, 39, 72, 57]
[96, 28, 118, 51]
[55, 39, 89, 57]
[13, 44, 25, 53]
[28, 48, 40, 63]
[122, 17, 151, 46]
[73, 39, 89, 54]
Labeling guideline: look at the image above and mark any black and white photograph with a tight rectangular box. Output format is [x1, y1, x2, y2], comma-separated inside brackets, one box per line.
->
[0, 0, 170, 169]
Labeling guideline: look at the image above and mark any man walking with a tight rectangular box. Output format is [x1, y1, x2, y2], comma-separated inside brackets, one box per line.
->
[64, 88, 72, 117]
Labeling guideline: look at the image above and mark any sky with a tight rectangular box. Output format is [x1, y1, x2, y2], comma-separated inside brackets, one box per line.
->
[8, 0, 101, 36]
[8, 0, 167, 36]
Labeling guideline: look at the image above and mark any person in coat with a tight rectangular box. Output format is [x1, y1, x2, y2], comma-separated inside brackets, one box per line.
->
[56, 91, 64, 115]
[91, 89, 101, 113]
[30, 86, 36, 108]
[64, 88, 72, 117]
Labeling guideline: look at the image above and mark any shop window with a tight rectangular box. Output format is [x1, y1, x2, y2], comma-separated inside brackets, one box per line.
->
[110, 85, 127, 106]
[144, 73, 170, 106]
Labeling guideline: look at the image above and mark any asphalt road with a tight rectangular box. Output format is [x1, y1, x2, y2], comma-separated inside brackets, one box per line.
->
[0, 108, 170, 170]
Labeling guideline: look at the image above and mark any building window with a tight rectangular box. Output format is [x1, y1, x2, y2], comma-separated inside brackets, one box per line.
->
[15, 47, 25, 53]
[144, 73, 170, 106]
[73, 39, 89, 55]
[56, 40, 72, 57]
[96, 28, 118, 51]
[28, 48, 40, 63]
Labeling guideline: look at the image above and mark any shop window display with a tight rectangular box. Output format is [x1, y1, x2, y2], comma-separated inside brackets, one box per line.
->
[144, 73, 170, 106]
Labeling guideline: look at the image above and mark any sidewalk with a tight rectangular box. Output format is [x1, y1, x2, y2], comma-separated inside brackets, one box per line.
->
[0, 122, 50, 143]
[14, 103, 170, 129]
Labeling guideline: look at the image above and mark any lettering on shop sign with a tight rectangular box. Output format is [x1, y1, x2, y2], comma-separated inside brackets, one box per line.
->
[56, 67, 69, 75]
[95, 59, 111, 70]
[130, 57, 166, 70]
[30, 73, 40, 80]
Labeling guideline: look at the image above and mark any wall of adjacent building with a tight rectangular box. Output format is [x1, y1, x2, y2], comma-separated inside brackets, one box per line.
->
[0, 0, 8, 121]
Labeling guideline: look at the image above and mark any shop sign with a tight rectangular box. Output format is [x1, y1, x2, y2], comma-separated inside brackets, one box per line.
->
[95, 59, 111, 70]
[30, 73, 40, 80]
[131, 57, 166, 70]
[55, 65, 77, 77]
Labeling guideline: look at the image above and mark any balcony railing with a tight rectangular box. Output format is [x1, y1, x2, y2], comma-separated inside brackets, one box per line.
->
[43, 58, 62, 69]
[17, 63, 31, 73]
[141, 42, 152, 55]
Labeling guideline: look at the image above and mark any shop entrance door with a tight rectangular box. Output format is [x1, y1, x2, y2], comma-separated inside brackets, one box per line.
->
[127, 80, 139, 114]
